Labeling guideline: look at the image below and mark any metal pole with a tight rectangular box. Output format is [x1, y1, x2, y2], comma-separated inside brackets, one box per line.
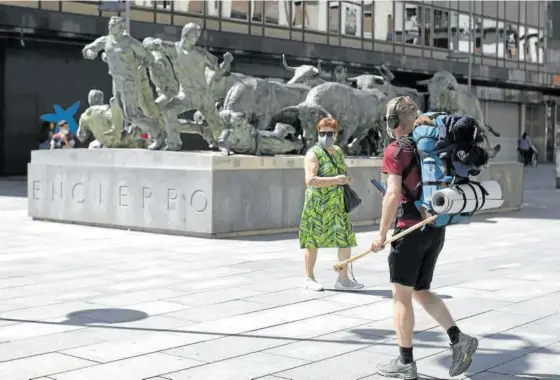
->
[467, 0, 472, 91]
[125, 0, 131, 34]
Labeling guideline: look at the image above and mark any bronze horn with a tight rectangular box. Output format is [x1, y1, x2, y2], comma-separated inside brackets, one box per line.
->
[282, 54, 296, 72]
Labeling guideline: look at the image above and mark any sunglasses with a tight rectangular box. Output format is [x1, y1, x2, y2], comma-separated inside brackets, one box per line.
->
[318, 131, 335, 137]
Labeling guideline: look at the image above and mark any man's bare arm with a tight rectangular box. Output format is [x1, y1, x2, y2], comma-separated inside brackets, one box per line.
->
[378, 174, 402, 236]
[304, 151, 340, 187]
[129, 37, 154, 65]
[82, 36, 107, 59]
[198, 47, 220, 71]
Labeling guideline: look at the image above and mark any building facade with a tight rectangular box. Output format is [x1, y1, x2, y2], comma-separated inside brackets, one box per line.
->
[0, 0, 559, 175]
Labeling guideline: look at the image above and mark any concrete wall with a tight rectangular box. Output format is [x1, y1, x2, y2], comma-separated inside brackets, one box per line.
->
[2, 39, 112, 175]
[28, 150, 525, 238]
[486, 100, 522, 162]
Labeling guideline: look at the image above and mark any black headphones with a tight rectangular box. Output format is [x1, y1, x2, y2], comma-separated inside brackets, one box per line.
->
[385, 96, 405, 130]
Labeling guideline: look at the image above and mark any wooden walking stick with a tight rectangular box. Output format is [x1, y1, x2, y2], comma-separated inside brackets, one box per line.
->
[333, 214, 438, 272]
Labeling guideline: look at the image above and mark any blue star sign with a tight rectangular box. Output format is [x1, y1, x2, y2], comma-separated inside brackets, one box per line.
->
[40, 101, 81, 134]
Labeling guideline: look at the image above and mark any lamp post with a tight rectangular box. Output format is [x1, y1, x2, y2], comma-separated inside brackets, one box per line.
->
[467, 0, 473, 91]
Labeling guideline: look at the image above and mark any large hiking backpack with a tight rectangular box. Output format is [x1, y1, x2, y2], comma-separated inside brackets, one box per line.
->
[397, 112, 490, 228]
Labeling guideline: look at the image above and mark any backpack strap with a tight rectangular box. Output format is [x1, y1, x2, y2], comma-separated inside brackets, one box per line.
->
[321, 147, 344, 175]
[393, 136, 423, 221]
[395, 136, 421, 201]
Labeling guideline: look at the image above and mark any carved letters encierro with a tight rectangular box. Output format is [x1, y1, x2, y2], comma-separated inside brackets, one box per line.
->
[30, 180, 205, 212]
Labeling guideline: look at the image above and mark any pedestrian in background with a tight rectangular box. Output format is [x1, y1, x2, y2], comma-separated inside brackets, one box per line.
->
[50, 120, 76, 150]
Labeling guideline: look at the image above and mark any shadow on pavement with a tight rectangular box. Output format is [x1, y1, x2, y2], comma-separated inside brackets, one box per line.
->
[433, 330, 560, 379]
[0, 177, 26, 198]
[1, 307, 558, 378]
[63, 308, 149, 325]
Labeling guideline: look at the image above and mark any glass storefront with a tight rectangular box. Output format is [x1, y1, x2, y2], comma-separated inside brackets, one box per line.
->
[0, 0, 547, 68]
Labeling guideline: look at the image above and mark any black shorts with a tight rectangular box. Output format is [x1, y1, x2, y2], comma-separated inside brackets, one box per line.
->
[388, 225, 446, 290]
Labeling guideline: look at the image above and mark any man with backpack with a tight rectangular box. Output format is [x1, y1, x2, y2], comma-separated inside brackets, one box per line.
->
[370, 96, 479, 379]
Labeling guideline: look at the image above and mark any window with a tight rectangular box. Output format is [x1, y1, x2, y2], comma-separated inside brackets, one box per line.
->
[505, 24, 519, 59]
[328, 1, 340, 34]
[433, 8, 450, 49]
[263, 1, 283, 26]
[383, 0, 399, 42]
[481, 18, 498, 57]
[450, 12, 473, 53]
[403, 3, 421, 45]
[537, 29, 545, 64]
[342, 1, 361, 37]
[523, 27, 540, 63]
[303, 1, 328, 32]
[173, 0, 202, 14]
[363, 1, 373, 39]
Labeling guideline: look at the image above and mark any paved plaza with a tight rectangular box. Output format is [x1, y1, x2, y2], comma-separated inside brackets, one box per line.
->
[0, 166, 558, 380]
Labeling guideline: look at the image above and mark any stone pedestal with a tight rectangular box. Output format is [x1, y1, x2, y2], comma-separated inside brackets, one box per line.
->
[28, 149, 524, 238]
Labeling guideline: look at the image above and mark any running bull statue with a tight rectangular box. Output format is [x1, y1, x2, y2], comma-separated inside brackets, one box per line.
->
[282, 54, 328, 87]
[219, 77, 311, 131]
[417, 70, 501, 158]
[217, 78, 310, 156]
[349, 64, 426, 112]
[273, 82, 387, 155]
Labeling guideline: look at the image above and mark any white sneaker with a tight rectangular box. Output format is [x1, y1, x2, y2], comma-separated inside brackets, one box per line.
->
[335, 278, 365, 291]
[304, 278, 324, 291]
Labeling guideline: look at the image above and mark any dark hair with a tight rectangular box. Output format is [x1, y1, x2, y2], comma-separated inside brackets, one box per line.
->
[522, 132, 527, 139]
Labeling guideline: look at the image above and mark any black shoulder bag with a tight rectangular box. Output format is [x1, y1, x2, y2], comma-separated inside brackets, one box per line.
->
[322, 148, 362, 213]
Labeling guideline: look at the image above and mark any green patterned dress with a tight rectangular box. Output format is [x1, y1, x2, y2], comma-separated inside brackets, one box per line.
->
[299, 145, 357, 249]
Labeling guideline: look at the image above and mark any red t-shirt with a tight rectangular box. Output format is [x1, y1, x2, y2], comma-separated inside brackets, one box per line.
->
[381, 140, 421, 228]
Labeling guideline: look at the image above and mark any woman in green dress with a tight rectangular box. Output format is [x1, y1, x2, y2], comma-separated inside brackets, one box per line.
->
[299, 117, 364, 291]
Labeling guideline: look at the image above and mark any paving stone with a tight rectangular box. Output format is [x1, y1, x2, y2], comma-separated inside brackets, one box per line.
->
[1, 169, 560, 379]
[442, 298, 514, 320]
[265, 329, 388, 362]
[454, 310, 551, 339]
[61, 331, 209, 363]
[164, 333, 293, 363]
[164, 299, 271, 322]
[0, 318, 83, 341]
[84, 288, 186, 307]
[275, 349, 394, 380]
[468, 373, 524, 380]
[50, 353, 202, 380]
[0, 353, 95, 380]
[95, 277, 184, 293]
[495, 292, 560, 317]
[0, 301, 104, 321]
[181, 299, 353, 336]
[122, 300, 190, 316]
[164, 352, 306, 380]
[322, 287, 391, 306]
[168, 287, 264, 307]
[170, 275, 253, 293]
[334, 299, 394, 321]
[243, 288, 332, 307]
[80, 314, 197, 333]
[0, 328, 108, 362]
[251, 314, 371, 341]
[240, 276, 304, 293]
